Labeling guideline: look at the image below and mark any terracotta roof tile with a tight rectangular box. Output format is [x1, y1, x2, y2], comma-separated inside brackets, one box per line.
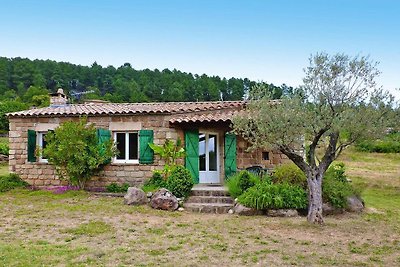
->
[7, 101, 246, 118]
[169, 110, 241, 124]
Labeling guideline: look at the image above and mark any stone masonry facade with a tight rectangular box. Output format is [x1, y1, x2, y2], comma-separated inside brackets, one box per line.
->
[9, 113, 288, 189]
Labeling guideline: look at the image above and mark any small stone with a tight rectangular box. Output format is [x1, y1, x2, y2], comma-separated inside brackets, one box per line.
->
[267, 209, 298, 217]
[233, 203, 264, 216]
[146, 192, 153, 198]
[323, 202, 344, 216]
[150, 188, 179, 211]
[124, 187, 147, 205]
[346, 195, 364, 213]
[178, 207, 185, 212]
[228, 209, 234, 214]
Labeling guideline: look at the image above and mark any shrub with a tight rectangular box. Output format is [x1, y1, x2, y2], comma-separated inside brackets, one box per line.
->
[43, 118, 116, 189]
[271, 163, 307, 189]
[238, 182, 308, 210]
[0, 142, 9, 155]
[142, 171, 167, 192]
[226, 170, 262, 199]
[166, 165, 194, 198]
[106, 183, 130, 193]
[0, 173, 29, 192]
[322, 162, 359, 208]
[356, 132, 400, 153]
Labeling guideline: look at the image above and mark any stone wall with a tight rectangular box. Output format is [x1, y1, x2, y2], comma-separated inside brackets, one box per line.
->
[236, 136, 289, 170]
[9, 114, 174, 189]
[9, 114, 289, 189]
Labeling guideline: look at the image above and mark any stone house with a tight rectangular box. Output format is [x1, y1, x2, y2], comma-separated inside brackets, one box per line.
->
[7, 90, 288, 189]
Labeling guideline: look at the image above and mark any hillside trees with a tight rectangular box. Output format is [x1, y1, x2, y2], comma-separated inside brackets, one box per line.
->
[0, 56, 290, 103]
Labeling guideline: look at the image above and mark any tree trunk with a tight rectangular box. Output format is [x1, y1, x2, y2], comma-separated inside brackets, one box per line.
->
[306, 170, 324, 224]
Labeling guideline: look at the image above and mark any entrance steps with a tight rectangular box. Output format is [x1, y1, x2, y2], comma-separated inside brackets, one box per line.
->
[183, 185, 234, 214]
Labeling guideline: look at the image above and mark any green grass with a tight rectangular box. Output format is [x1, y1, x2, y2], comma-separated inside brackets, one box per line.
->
[62, 221, 114, 237]
[0, 148, 399, 266]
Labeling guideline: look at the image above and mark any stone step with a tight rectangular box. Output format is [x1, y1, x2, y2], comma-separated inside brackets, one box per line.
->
[186, 195, 234, 204]
[183, 203, 233, 214]
[190, 188, 230, 197]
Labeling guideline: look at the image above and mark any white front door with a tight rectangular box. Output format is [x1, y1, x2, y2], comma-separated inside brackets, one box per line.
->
[199, 133, 219, 184]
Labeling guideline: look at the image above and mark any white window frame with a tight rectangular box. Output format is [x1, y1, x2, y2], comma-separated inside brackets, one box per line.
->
[37, 132, 48, 163]
[113, 132, 139, 164]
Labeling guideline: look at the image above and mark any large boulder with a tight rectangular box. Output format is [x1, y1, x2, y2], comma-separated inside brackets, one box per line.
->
[124, 187, 147, 205]
[232, 203, 264, 216]
[150, 188, 179, 211]
[346, 195, 364, 212]
[267, 209, 298, 217]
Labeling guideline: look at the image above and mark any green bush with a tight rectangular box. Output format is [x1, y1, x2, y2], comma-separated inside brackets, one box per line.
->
[142, 171, 167, 192]
[106, 183, 130, 193]
[356, 132, 400, 153]
[226, 170, 262, 199]
[0, 142, 9, 155]
[271, 163, 307, 189]
[43, 119, 116, 189]
[238, 182, 307, 210]
[166, 165, 194, 198]
[0, 173, 29, 192]
[322, 162, 359, 208]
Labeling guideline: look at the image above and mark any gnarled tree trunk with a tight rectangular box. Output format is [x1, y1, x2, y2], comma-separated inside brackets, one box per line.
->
[306, 169, 324, 224]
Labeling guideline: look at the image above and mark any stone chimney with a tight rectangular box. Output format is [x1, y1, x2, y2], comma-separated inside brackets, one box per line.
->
[49, 88, 68, 107]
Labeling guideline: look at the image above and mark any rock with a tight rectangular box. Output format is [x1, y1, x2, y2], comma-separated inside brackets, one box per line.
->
[124, 187, 147, 205]
[228, 209, 234, 214]
[322, 202, 344, 216]
[267, 209, 298, 217]
[150, 188, 179, 211]
[233, 203, 264, 216]
[178, 207, 185, 212]
[146, 192, 153, 198]
[346, 195, 364, 212]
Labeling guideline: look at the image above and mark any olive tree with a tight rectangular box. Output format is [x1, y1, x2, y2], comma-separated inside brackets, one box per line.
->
[233, 53, 394, 224]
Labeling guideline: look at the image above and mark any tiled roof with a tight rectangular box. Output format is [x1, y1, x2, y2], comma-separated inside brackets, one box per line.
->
[7, 101, 245, 118]
[169, 110, 240, 124]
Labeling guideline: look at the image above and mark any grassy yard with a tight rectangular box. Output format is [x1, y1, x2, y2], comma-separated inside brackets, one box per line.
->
[0, 149, 399, 266]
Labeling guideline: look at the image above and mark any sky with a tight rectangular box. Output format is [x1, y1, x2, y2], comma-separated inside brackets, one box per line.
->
[0, 0, 399, 98]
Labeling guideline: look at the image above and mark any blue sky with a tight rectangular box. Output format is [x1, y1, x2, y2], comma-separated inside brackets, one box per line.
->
[1, 0, 399, 97]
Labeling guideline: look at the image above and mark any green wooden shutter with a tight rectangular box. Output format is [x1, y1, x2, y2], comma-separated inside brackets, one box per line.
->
[139, 130, 154, 164]
[27, 129, 37, 162]
[97, 128, 112, 164]
[224, 133, 237, 178]
[185, 130, 199, 184]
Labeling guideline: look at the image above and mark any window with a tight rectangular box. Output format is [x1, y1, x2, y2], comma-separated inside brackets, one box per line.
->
[37, 132, 48, 163]
[262, 151, 270, 161]
[113, 132, 139, 163]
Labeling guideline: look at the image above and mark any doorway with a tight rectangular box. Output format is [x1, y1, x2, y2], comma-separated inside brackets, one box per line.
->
[199, 133, 219, 184]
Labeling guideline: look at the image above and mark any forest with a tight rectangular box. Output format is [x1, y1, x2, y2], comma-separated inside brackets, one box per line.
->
[0, 56, 296, 132]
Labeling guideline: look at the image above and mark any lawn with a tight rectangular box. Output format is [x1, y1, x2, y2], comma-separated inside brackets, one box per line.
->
[0, 149, 399, 266]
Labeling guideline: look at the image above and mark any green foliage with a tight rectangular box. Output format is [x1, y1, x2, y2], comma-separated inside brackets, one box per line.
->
[322, 163, 359, 208]
[0, 173, 29, 192]
[0, 142, 9, 155]
[166, 165, 194, 198]
[43, 119, 116, 189]
[105, 183, 130, 193]
[142, 171, 167, 192]
[271, 163, 307, 189]
[149, 138, 185, 179]
[356, 132, 400, 153]
[0, 100, 28, 132]
[238, 182, 308, 210]
[226, 171, 262, 199]
[0, 56, 292, 105]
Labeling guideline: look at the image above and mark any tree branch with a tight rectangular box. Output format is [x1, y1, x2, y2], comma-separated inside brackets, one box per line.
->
[279, 144, 309, 173]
